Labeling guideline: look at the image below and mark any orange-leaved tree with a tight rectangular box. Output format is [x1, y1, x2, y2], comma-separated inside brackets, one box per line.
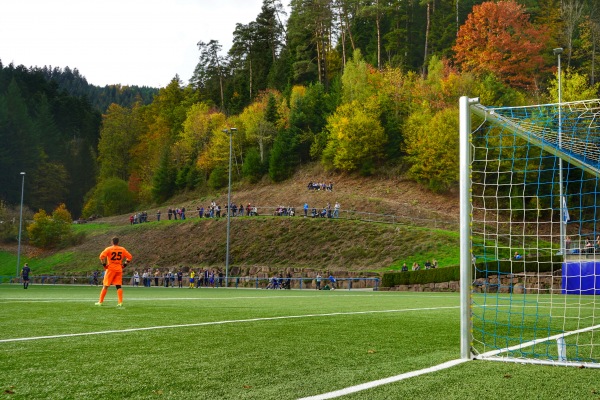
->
[453, 0, 549, 89]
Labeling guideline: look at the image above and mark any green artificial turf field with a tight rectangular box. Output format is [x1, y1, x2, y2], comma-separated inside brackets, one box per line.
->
[0, 285, 598, 399]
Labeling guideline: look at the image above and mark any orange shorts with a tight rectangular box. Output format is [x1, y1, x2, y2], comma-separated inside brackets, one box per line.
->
[103, 269, 123, 286]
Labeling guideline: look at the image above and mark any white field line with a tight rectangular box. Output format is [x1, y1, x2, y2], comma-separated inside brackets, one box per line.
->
[0, 293, 461, 303]
[477, 322, 600, 359]
[297, 358, 469, 400]
[0, 306, 458, 343]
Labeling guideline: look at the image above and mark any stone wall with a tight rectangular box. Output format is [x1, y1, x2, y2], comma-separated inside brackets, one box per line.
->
[229, 266, 380, 289]
[382, 271, 563, 294]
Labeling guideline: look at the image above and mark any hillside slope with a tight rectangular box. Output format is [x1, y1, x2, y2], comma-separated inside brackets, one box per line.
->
[6, 166, 461, 276]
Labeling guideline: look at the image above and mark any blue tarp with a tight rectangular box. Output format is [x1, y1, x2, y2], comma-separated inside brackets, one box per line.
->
[562, 261, 600, 295]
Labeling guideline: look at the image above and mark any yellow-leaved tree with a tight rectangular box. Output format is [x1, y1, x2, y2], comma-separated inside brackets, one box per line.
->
[322, 98, 387, 173]
[238, 91, 282, 163]
[177, 103, 227, 169]
[403, 105, 459, 192]
[27, 204, 74, 249]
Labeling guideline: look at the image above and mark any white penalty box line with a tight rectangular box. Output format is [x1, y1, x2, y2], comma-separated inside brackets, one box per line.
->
[0, 306, 459, 344]
[297, 359, 470, 400]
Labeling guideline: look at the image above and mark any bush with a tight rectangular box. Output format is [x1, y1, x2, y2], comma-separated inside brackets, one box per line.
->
[27, 204, 75, 249]
[83, 178, 136, 218]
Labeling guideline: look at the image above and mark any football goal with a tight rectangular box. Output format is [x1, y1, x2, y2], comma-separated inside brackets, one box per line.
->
[459, 96, 600, 368]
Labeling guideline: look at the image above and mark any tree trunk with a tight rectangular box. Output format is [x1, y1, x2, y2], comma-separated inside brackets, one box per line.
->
[456, 0, 459, 34]
[315, 30, 322, 84]
[249, 58, 253, 100]
[340, 11, 346, 67]
[423, 1, 431, 77]
[376, 8, 381, 70]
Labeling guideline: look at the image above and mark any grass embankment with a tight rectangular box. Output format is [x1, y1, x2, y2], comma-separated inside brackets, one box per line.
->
[1, 216, 460, 277]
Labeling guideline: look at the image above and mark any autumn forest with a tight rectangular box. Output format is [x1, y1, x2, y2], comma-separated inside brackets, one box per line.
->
[1, 0, 599, 222]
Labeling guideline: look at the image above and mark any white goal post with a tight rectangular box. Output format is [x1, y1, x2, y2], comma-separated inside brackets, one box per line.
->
[459, 96, 600, 368]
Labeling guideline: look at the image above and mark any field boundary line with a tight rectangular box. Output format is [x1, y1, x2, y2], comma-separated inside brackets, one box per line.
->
[297, 359, 469, 400]
[0, 306, 458, 343]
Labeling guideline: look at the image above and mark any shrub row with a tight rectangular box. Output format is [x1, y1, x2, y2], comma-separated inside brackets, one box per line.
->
[381, 255, 563, 287]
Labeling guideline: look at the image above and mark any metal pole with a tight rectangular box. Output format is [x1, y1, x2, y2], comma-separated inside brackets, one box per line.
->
[16, 172, 25, 280]
[459, 96, 478, 360]
[225, 127, 236, 287]
[554, 48, 565, 255]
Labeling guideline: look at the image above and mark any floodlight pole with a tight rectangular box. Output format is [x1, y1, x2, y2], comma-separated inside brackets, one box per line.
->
[224, 127, 236, 287]
[554, 48, 565, 255]
[16, 172, 25, 281]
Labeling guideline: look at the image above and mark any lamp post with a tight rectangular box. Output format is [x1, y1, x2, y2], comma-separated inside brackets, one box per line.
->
[16, 172, 25, 280]
[223, 127, 236, 287]
[554, 47, 565, 255]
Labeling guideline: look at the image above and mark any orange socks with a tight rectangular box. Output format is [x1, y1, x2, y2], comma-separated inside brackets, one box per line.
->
[98, 287, 123, 304]
[99, 288, 108, 303]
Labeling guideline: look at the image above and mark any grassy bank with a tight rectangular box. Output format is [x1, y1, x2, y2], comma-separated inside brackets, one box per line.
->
[1, 215, 460, 276]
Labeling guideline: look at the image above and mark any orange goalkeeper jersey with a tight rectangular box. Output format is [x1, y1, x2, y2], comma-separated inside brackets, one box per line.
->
[99, 245, 133, 272]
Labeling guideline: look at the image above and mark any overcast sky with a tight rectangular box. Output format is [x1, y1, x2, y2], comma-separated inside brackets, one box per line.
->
[0, 0, 283, 88]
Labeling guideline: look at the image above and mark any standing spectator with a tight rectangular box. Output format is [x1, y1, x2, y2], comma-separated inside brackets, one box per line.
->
[333, 202, 340, 218]
[129, 215, 134, 225]
[204, 269, 209, 287]
[209, 271, 215, 287]
[156, 210, 161, 221]
[93, 270, 99, 286]
[316, 273, 322, 290]
[181, 207, 186, 220]
[216, 205, 221, 218]
[189, 269, 195, 289]
[218, 270, 224, 287]
[167, 208, 173, 220]
[326, 203, 332, 218]
[142, 270, 148, 287]
[21, 263, 31, 289]
[177, 269, 183, 288]
[96, 237, 133, 307]
[154, 269, 160, 286]
[164, 270, 170, 287]
[133, 271, 140, 287]
[238, 203, 244, 216]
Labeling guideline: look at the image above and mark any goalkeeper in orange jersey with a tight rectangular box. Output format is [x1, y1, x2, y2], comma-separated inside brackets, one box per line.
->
[96, 237, 133, 307]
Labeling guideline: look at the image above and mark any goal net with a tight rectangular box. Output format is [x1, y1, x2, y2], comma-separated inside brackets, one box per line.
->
[459, 96, 600, 368]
